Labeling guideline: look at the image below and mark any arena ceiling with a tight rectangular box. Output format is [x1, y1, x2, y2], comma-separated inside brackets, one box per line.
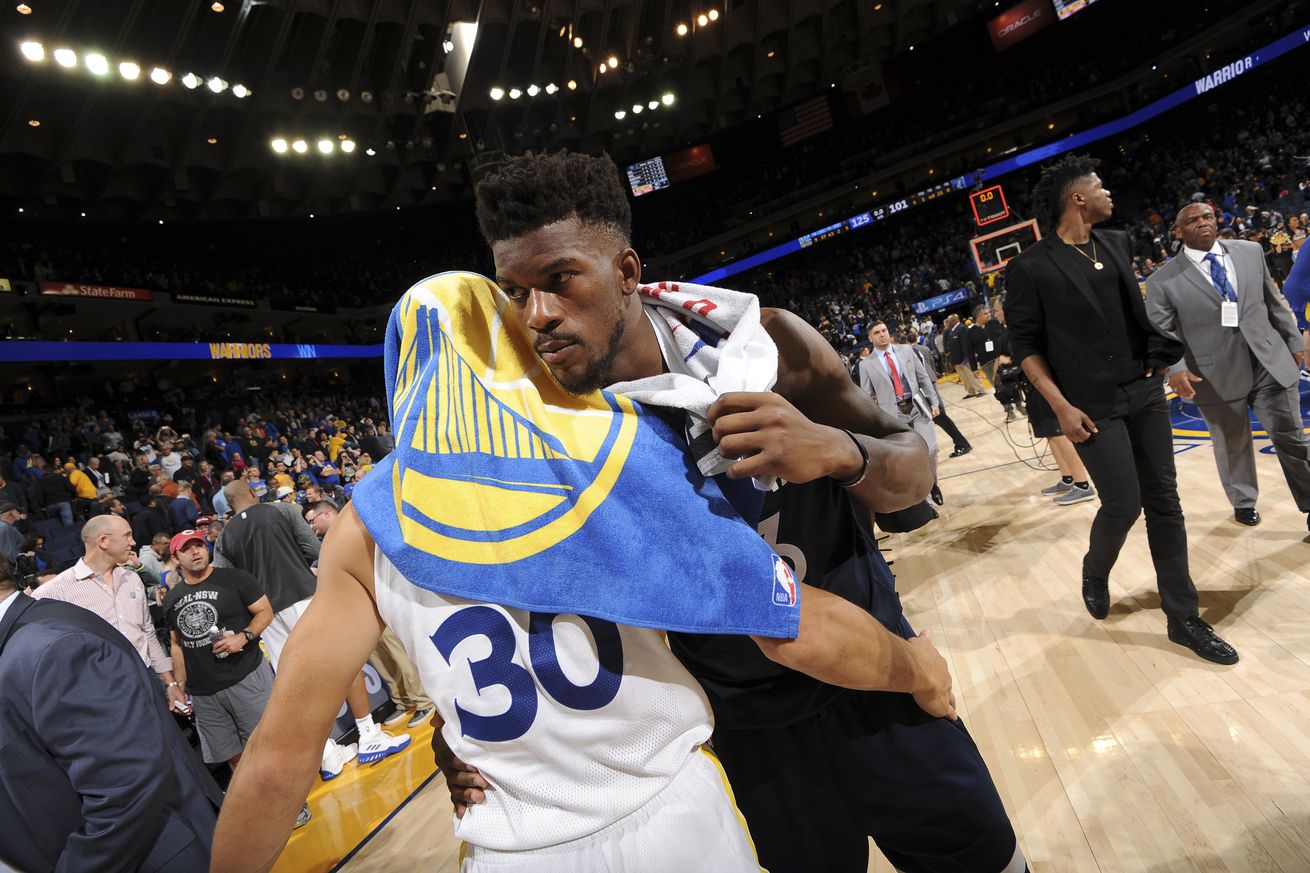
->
[0, 0, 989, 222]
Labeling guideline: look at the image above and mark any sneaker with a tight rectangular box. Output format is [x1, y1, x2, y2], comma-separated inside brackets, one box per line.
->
[1054, 483, 1096, 506]
[407, 706, 435, 729]
[1005, 408, 1017, 422]
[320, 741, 357, 781]
[294, 803, 312, 829]
[382, 707, 412, 726]
[1041, 479, 1073, 496]
[357, 729, 412, 765]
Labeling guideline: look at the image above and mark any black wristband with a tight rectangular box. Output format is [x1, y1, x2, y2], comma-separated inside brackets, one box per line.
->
[834, 429, 870, 488]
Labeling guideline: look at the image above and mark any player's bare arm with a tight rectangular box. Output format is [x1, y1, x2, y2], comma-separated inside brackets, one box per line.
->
[707, 307, 933, 513]
[211, 502, 384, 873]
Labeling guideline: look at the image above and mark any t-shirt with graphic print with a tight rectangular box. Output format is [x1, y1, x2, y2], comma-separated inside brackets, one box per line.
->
[162, 567, 266, 695]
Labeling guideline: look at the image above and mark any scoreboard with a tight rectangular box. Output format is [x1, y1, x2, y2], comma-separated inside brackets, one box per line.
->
[970, 184, 1010, 227]
[626, 157, 670, 197]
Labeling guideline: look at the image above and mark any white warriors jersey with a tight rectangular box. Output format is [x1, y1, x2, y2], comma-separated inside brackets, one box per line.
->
[373, 548, 715, 851]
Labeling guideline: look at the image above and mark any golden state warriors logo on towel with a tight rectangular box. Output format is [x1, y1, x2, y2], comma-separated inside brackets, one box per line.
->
[386, 273, 637, 564]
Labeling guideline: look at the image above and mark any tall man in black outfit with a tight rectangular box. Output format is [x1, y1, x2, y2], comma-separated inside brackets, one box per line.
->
[1004, 154, 1237, 665]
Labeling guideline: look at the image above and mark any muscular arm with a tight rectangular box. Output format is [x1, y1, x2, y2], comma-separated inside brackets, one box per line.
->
[715, 308, 932, 513]
[211, 502, 383, 873]
[243, 594, 275, 637]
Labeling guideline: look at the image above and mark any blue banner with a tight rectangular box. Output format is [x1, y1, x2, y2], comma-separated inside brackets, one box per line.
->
[912, 288, 971, 315]
[0, 341, 385, 363]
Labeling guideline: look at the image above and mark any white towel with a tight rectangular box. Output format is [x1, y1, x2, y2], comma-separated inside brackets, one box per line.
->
[607, 280, 779, 489]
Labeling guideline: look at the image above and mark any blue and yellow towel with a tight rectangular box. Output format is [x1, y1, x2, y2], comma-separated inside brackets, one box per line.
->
[351, 272, 800, 638]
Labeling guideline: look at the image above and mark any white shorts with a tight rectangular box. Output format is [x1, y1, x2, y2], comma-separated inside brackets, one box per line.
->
[259, 597, 312, 670]
[459, 748, 762, 873]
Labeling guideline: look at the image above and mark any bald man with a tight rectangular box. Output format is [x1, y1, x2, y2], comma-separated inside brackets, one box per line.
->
[33, 514, 190, 712]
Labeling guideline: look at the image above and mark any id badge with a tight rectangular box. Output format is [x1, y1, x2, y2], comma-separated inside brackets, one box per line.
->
[984, 340, 995, 352]
[1221, 300, 1239, 327]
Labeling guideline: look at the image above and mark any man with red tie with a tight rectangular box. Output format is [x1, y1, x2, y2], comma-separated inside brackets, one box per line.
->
[858, 321, 944, 505]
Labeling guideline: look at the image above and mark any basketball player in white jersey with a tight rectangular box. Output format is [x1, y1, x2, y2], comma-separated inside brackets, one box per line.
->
[212, 156, 958, 872]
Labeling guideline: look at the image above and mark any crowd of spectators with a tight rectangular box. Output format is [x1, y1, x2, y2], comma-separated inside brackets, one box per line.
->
[0, 391, 393, 588]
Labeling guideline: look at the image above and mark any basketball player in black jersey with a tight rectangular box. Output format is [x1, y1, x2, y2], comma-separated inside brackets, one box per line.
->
[438, 153, 1026, 873]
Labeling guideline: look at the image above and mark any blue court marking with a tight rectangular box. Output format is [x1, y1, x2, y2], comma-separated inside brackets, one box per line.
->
[1169, 377, 1310, 440]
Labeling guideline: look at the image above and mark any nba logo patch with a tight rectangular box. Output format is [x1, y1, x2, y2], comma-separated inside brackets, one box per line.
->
[772, 554, 798, 607]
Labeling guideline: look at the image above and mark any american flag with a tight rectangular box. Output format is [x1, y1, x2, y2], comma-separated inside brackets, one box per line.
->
[777, 95, 833, 147]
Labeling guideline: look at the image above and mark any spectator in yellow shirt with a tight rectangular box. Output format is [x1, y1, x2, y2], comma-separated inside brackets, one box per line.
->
[64, 463, 98, 501]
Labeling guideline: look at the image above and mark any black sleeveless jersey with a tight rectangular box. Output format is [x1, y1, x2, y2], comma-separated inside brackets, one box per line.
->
[669, 475, 908, 730]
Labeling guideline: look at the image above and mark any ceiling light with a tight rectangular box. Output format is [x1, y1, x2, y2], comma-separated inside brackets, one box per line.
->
[708, 9, 719, 20]
[207, 136, 218, 144]
[16, 3, 32, 13]
[632, 104, 642, 114]
[697, 14, 708, 26]
[181, 72, 199, 89]
[365, 147, 375, 156]
[766, 50, 775, 58]
[80, 212, 85, 217]
[340, 139, 355, 153]
[443, 39, 454, 53]
[53, 47, 76, 67]
[508, 87, 521, 99]
[458, 131, 467, 139]
[119, 61, 140, 80]
[598, 64, 606, 74]
[292, 139, 308, 153]
[614, 110, 626, 119]
[271, 138, 288, 153]
[567, 79, 577, 90]
[317, 139, 334, 154]
[158, 219, 164, 224]
[27, 119, 39, 127]
[211, 1, 224, 10]
[19, 41, 43, 62]
[874, 3, 882, 8]
[85, 52, 109, 75]
[661, 92, 674, 105]
[17, 207, 23, 213]
[545, 83, 557, 94]
[313, 89, 327, 102]
[207, 77, 226, 93]
[149, 66, 170, 84]
[526, 84, 540, 97]
[232, 83, 249, 98]
[607, 56, 618, 68]
[648, 100, 658, 110]
[360, 90, 374, 103]
[676, 23, 688, 36]
[490, 86, 504, 100]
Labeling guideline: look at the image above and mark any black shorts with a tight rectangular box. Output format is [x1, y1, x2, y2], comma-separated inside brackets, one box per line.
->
[1023, 387, 1061, 439]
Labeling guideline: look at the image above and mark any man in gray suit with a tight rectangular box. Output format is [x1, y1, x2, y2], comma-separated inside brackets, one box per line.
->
[859, 321, 944, 505]
[1146, 202, 1310, 529]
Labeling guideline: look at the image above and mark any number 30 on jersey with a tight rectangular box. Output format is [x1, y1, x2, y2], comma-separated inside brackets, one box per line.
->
[431, 607, 624, 742]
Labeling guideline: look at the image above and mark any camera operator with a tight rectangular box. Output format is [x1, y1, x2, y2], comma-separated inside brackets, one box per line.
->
[982, 299, 1025, 422]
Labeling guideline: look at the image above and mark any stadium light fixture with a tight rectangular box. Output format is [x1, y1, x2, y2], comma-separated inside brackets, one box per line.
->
[697, 14, 708, 26]
[365, 147, 376, 156]
[632, 104, 642, 114]
[181, 72, 200, 89]
[676, 23, 688, 36]
[573, 36, 583, 48]
[271, 138, 288, 153]
[207, 76, 226, 93]
[661, 92, 674, 105]
[508, 87, 521, 99]
[211, 1, 224, 11]
[340, 139, 356, 153]
[614, 110, 626, 120]
[607, 56, 618, 68]
[119, 61, 140, 80]
[598, 64, 606, 75]
[53, 47, 76, 67]
[648, 100, 658, 110]
[20, 41, 44, 62]
[150, 67, 171, 84]
[232, 83, 249, 98]
[708, 9, 719, 20]
[317, 139, 334, 154]
[17, 4, 32, 13]
[567, 79, 577, 90]
[27, 119, 39, 127]
[490, 86, 504, 100]
[526, 84, 540, 97]
[291, 139, 308, 153]
[85, 53, 109, 75]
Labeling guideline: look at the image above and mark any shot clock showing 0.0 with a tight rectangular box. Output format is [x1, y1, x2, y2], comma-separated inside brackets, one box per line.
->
[970, 184, 1011, 228]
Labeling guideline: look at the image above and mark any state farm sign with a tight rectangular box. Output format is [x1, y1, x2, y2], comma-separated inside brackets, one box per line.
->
[988, 0, 1054, 51]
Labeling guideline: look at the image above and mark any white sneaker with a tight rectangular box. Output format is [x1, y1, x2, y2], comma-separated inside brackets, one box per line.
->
[320, 741, 357, 781]
[357, 728, 412, 765]
[1054, 482, 1096, 506]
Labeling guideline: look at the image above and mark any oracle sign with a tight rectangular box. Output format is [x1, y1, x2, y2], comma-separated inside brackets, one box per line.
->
[987, 0, 1054, 51]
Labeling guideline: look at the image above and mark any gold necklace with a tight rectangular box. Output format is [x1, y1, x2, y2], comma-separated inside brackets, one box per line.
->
[1063, 235, 1104, 270]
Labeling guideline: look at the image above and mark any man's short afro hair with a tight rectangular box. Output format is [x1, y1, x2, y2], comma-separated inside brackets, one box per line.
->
[474, 152, 632, 245]
[1031, 153, 1100, 233]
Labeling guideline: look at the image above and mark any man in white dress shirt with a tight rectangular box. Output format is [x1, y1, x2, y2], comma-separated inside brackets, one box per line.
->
[1146, 202, 1310, 529]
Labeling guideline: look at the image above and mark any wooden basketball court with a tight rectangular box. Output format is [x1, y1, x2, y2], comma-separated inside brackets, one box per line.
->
[285, 379, 1310, 873]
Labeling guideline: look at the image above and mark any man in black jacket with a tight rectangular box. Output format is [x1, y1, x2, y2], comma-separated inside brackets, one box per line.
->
[1005, 154, 1236, 665]
[943, 313, 983, 398]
